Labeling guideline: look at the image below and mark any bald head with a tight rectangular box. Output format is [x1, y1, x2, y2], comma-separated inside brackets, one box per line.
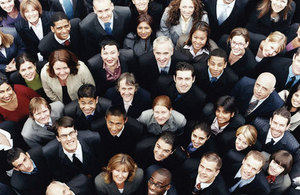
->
[46, 181, 73, 195]
[253, 72, 276, 100]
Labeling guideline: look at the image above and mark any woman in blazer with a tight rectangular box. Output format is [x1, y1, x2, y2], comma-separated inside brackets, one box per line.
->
[157, 0, 208, 45]
[15, 0, 52, 61]
[138, 95, 186, 136]
[41, 49, 95, 104]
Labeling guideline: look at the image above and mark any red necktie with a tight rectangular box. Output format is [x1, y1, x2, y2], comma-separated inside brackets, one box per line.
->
[64, 39, 70, 46]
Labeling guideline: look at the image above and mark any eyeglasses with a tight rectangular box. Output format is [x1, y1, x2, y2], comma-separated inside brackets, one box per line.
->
[59, 130, 76, 140]
[231, 41, 246, 48]
[148, 177, 170, 189]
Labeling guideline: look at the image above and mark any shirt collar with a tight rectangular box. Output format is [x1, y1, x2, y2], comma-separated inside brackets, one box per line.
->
[62, 140, 82, 161]
[183, 45, 209, 58]
[235, 168, 256, 183]
[288, 65, 300, 79]
[97, 12, 114, 30]
[115, 125, 125, 137]
[54, 34, 70, 45]
[157, 59, 171, 73]
[195, 174, 214, 190]
[28, 18, 42, 29]
[208, 68, 223, 80]
[35, 118, 52, 127]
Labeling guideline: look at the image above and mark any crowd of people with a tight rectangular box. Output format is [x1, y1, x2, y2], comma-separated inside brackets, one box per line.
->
[0, 0, 300, 194]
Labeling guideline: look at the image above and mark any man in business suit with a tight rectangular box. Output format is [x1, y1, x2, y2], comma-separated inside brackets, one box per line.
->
[48, 0, 88, 19]
[138, 36, 189, 96]
[252, 107, 300, 158]
[195, 48, 238, 103]
[158, 62, 206, 121]
[22, 97, 64, 148]
[223, 150, 270, 194]
[190, 152, 229, 195]
[46, 174, 92, 195]
[231, 72, 284, 122]
[261, 49, 300, 92]
[104, 72, 152, 119]
[38, 12, 84, 60]
[7, 147, 52, 195]
[147, 168, 178, 195]
[42, 116, 103, 182]
[64, 84, 112, 131]
[203, 0, 252, 41]
[94, 105, 143, 164]
[87, 38, 129, 96]
[79, 0, 131, 59]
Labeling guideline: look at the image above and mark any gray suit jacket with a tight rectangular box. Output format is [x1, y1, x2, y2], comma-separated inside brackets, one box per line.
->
[21, 101, 64, 148]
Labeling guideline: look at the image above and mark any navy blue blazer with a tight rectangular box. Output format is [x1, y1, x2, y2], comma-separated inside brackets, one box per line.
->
[42, 130, 103, 182]
[14, 11, 52, 60]
[231, 76, 284, 122]
[48, 0, 88, 19]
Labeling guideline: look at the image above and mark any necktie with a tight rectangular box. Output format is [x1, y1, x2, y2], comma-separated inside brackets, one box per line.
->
[218, 5, 229, 25]
[210, 77, 217, 83]
[264, 138, 275, 152]
[104, 22, 112, 35]
[86, 115, 93, 121]
[192, 183, 201, 194]
[174, 94, 182, 101]
[45, 123, 53, 132]
[245, 99, 259, 116]
[285, 76, 296, 89]
[64, 39, 70, 47]
[161, 67, 168, 75]
[266, 175, 276, 184]
[62, 0, 74, 19]
[229, 177, 242, 193]
[72, 154, 83, 169]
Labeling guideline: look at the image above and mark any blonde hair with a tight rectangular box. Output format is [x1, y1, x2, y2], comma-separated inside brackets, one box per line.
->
[236, 125, 257, 146]
[0, 30, 13, 48]
[260, 31, 287, 54]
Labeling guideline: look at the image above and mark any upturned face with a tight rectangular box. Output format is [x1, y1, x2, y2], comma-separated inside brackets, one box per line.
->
[192, 30, 207, 53]
[78, 97, 98, 116]
[112, 164, 129, 185]
[208, 56, 227, 78]
[51, 19, 71, 40]
[137, 21, 152, 40]
[33, 104, 50, 125]
[197, 158, 220, 183]
[230, 35, 248, 56]
[240, 156, 263, 180]
[118, 79, 136, 102]
[0, 0, 14, 13]
[271, 0, 288, 13]
[93, 0, 114, 23]
[153, 42, 173, 68]
[179, 0, 194, 20]
[24, 4, 39, 25]
[0, 82, 14, 103]
[215, 106, 234, 127]
[12, 152, 34, 172]
[291, 90, 300, 108]
[235, 134, 249, 151]
[174, 70, 195, 94]
[132, 0, 149, 12]
[267, 160, 285, 177]
[53, 61, 70, 81]
[153, 105, 171, 125]
[101, 45, 119, 68]
[105, 114, 127, 136]
[262, 41, 280, 57]
[19, 61, 37, 81]
[56, 127, 78, 153]
[269, 114, 289, 138]
[191, 128, 209, 148]
[153, 138, 173, 161]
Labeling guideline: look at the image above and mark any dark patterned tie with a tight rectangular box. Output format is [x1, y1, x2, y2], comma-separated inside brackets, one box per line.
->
[72, 154, 83, 169]
[285, 76, 296, 89]
[245, 99, 259, 116]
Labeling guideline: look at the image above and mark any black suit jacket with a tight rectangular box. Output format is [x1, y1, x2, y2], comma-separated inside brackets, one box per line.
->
[63, 97, 112, 131]
[87, 53, 129, 96]
[48, 0, 88, 19]
[252, 117, 300, 156]
[105, 87, 151, 119]
[158, 82, 206, 121]
[79, 6, 131, 58]
[203, 0, 251, 41]
[222, 151, 270, 195]
[42, 130, 103, 182]
[94, 117, 144, 164]
[195, 64, 238, 103]
[67, 174, 93, 195]
[38, 18, 83, 60]
[231, 76, 284, 122]
[10, 147, 52, 195]
[14, 11, 52, 60]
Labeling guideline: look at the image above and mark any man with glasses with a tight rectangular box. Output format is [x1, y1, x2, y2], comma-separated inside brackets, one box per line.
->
[42, 116, 103, 182]
[147, 168, 178, 195]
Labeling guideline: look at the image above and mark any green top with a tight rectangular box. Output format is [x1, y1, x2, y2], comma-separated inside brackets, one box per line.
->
[25, 74, 42, 91]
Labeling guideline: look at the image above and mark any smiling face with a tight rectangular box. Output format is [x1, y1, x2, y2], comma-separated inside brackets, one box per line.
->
[215, 106, 234, 127]
[191, 128, 209, 148]
[179, 0, 194, 21]
[118, 79, 136, 103]
[262, 41, 280, 57]
[174, 70, 195, 94]
[291, 90, 300, 108]
[112, 164, 129, 185]
[53, 61, 70, 81]
[51, 19, 71, 40]
[235, 134, 249, 151]
[132, 0, 149, 13]
[148, 172, 170, 195]
[240, 155, 263, 180]
[271, 0, 288, 13]
[12, 152, 34, 172]
[267, 160, 285, 176]
[137, 21, 152, 40]
[208, 56, 227, 78]
[105, 114, 127, 136]
[24, 4, 39, 25]
[0, 82, 14, 103]
[19, 61, 37, 81]
[33, 104, 50, 125]
[93, 0, 114, 23]
[153, 105, 172, 125]
[192, 30, 207, 54]
[0, 0, 15, 13]
[153, 138, 173, 161]
[197, 158, 220, 183]
[292, 54, 300, 75]
[153, 42, 173, 68]
[101, 45, 119, 68]
[230, 35, 248, 56]
[78, 97, 98, 116]
[269, 114, 289, 138]
[253, 75, 275, 100]
[56, 127, 78, 153]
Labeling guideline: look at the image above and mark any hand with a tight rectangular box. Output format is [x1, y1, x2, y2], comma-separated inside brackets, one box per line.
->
[293, 177, 300, 186]
[5, 58, 16, 72]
